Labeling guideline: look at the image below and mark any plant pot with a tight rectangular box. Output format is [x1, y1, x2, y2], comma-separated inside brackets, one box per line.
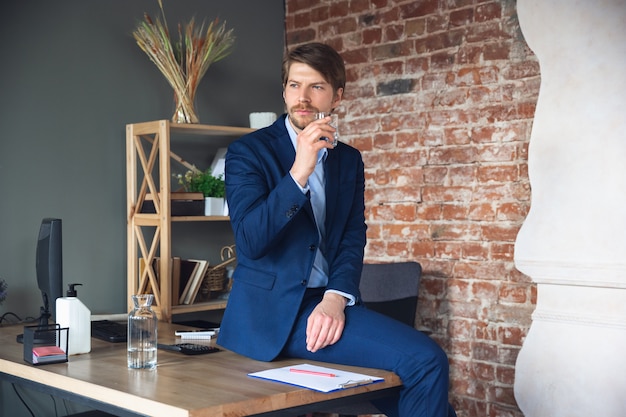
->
[204, 197, 225, 216]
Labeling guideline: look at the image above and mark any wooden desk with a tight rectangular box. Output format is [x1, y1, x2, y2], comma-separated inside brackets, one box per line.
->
[0, 322, 402, 417]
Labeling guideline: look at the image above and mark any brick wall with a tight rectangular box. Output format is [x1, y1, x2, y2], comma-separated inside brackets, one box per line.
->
[285, 1, 540, 416]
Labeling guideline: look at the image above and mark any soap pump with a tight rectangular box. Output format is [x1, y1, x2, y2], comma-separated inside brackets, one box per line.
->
[56, 283, 91, 355]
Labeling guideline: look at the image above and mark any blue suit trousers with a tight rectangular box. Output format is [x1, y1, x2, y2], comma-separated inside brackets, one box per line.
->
[281, 289, 456, 417]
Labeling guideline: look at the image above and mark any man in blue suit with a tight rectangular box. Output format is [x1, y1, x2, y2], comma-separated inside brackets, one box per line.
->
[218, 42, 455, 417]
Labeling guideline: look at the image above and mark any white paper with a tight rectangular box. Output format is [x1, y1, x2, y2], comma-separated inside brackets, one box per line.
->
[248, 363, 384, 393]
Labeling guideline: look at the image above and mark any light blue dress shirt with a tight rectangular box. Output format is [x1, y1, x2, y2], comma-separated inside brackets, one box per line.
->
[285, 117, 355, 305]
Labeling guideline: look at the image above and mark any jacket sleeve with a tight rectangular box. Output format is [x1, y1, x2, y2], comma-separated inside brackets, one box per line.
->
[225, 134, 312, 260]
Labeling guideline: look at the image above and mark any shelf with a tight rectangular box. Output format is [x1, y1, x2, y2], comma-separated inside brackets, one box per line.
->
[126, 120, 250, 322]
[172, 299, 228, 314]
[172, 216, 230, 222]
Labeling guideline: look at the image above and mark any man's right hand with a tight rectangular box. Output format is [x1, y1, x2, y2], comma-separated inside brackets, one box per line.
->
[290, 116, 335, 187]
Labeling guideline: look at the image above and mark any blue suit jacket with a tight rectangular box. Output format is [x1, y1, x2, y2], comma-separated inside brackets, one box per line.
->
[217, 115, 367, 361]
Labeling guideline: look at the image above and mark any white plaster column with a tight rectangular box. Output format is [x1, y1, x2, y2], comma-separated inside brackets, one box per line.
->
[514, 1, 626, 416]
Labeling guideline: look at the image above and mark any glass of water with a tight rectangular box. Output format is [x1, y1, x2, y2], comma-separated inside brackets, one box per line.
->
[315, 112, 339, 147]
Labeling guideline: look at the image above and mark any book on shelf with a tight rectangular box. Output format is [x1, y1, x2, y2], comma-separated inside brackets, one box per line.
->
[178, 259, 199, 304]
[180, 259, 209, 305]
[138, 257, 208, 306]
[171, 257, 181, 305]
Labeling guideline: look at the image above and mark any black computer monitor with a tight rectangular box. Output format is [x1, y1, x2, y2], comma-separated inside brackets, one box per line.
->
[16, 218, 64, 344]
[35, 218, 63, 326]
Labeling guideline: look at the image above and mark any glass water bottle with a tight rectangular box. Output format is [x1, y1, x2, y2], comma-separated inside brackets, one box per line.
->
[127, 294, 157, 369]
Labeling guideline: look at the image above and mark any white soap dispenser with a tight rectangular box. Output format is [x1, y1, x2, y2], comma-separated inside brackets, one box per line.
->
[56, 283, 91, 355]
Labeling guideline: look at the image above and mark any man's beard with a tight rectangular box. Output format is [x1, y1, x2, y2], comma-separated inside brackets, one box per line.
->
[288, 106, 320, 131]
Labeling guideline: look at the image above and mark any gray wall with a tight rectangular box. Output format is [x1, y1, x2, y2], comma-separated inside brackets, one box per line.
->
[0, 0, 285, 319]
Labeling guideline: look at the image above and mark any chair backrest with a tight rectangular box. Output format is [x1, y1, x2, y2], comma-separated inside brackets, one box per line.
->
[359, 262, 422, 327]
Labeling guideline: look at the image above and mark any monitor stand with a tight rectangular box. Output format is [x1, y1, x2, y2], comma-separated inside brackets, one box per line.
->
[16, 308, 54, 344]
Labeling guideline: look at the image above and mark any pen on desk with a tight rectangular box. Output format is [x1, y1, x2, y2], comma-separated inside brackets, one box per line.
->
[289, 368, 337, 377]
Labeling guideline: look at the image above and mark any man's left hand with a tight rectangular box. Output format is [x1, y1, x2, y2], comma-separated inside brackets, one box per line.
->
[305, 292, 347, 352]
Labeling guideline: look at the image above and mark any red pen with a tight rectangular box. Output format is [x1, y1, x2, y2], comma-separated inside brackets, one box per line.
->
[289, 368, 337, 377]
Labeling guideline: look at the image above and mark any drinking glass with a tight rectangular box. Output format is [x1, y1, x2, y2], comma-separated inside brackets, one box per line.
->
[315, 112, 339, 147]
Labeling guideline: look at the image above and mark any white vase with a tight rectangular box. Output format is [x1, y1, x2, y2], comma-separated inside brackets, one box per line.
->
[204, 197, 224, 216]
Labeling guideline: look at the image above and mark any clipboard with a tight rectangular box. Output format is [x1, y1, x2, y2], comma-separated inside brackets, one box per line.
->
[248, 363, 384, 393]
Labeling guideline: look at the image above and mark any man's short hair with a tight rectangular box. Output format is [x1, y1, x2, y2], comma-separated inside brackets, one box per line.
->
[282, 42, 346, 93]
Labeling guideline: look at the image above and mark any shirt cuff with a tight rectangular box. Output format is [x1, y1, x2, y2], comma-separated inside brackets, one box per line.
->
[325, 289, 356, 306]
[290, 172, 309, 194]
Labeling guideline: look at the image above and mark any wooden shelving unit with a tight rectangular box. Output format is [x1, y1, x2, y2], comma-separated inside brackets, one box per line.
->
[126, 120, 253, 322]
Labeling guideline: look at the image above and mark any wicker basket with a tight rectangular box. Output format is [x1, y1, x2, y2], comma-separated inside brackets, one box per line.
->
[201, 245, 236, 296]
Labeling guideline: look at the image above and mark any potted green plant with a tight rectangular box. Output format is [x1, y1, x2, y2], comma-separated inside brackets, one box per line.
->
[175, 168, 225, 215]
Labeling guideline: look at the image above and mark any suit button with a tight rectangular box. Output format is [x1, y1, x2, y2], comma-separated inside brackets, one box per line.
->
[300, 280, 307, 286]
[309, 244, 316, 251]
[285, 204, 299, 218]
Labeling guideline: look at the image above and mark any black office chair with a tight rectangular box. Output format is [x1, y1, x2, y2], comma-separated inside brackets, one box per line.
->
[316, 261, 422, 417]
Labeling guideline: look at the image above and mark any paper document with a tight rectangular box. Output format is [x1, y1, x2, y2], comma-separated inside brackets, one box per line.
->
[248, 363, 384, 393]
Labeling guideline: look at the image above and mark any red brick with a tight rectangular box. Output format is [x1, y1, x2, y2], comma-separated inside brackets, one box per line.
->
[496, 202, 528, 221]
[473, 341, 498, 362]
[453, 261, 509, 280]
[463, 242, 489, 260]
[472, 281, 499, 302]
[472, 362, 496, 381]
[448, 318, 474, 339]
[442, 203, 469, 220]
[383, 223, 431, 240]
[311, 5, 332, 22]
[411, 240, 436, 257]
[450, 8, 474, 27]
[362, 27, 382, 44]
[504, 60, 540, 80]
[372, 40, 414, 60]
[387, 240, 410, 257]
[384, 24, 405, 42]
[499, 283, 528, 302]
[348, 0, 370, 14]
[286, 28, 316, 44]
[491, 242, 515, 261]
[497, 365, 516, 385]
[293, 11, 311, 28]
[476, 2, 503, 22]
[434, 241, 463, 259]
[468, 203, 496, 221]
[477, 165, 519, 183]
[426, 14, 449, 33]
[391, 203, 418, 221]
[481, 224, 519, 242]
[499, 325, 526, 345]
[400, 0, 439, 18]
[405, 18, 426, 37]
[417, 203, 443, 220]
[423, 166, 447, 184]
[328, 0, 350, 17]
[466, 21, 511, 43]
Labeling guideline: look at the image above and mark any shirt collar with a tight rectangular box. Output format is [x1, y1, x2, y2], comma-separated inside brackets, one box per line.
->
[285, 115, 328, 164]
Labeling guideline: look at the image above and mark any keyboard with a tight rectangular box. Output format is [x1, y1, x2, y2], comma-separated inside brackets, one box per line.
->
[91, 320, 127, 343]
